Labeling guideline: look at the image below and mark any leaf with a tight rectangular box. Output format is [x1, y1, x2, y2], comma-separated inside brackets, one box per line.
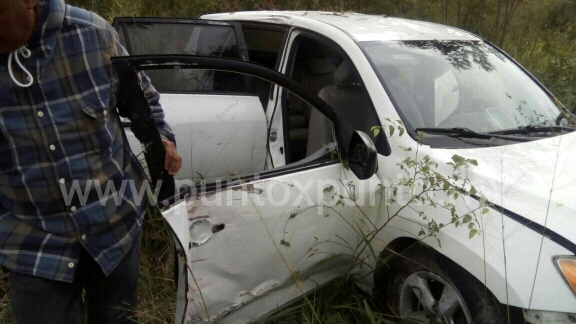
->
[389, 125, 395, 137]
[469, 186, 477, 196]
[469, 229, 478, 239]
[289, 212, 298, 219]
[399, 127, 405, 137]
[323, 185, 334, 193]
[280, 239, 291, 247]
[468, 159, 479, 166]
[443, 181, 450, 191]
[418, 229, 426, 236]
[463, 214, 473, 223]
[452, 154, 465, 164]
[482, 208, 490, 214]
[373, 128, 381, 137]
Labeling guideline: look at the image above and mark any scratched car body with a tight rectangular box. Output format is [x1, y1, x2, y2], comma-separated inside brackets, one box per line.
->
[113, 12, 576, 324]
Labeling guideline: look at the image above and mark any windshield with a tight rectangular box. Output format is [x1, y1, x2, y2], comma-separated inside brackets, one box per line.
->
[361, 40, 564, 133]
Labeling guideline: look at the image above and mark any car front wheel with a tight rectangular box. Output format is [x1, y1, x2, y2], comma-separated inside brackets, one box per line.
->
[383, 246, 522, 324]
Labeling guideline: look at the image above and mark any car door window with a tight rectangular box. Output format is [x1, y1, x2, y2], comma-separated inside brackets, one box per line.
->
[285, 35, 384, 163]
[114, 18, 247, 93]
[121, 67, 336, 185]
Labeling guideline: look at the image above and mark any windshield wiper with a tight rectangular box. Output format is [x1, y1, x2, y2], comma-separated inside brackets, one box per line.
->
[487, 125, 576, 136]
[415, 127, 532, 142]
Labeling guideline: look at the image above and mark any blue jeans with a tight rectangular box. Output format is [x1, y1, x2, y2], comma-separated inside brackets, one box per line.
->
[9, 233, 141, 324]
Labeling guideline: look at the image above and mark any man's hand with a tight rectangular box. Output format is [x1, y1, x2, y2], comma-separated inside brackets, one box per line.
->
[162, 139, 182, 176]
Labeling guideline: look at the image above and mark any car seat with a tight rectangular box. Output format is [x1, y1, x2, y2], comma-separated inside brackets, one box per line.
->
[306, 60, 371, 156]
[288, 58, 337, 161]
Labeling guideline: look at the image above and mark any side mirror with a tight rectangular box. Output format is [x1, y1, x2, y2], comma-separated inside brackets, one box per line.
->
[348, 131, 378, 180]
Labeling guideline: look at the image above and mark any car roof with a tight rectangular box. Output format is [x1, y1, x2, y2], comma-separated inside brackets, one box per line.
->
[203, 11, 480, 42]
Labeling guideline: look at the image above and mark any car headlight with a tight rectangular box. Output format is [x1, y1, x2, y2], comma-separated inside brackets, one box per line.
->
[554, 256, 576, 295]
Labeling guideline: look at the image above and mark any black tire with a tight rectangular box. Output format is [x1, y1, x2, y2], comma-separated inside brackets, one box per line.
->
[381, 246, 523, 324]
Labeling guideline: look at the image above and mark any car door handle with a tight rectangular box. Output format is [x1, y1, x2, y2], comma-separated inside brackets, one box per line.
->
[122, 120, 132, 127]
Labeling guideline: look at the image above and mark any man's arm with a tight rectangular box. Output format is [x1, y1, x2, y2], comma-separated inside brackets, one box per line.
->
[110, 27, 182, 175]
[139, 73, 181, 175]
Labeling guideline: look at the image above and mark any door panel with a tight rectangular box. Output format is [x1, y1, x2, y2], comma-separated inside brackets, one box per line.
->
[164, 164, 380, 323]
[113, 18, 266, 181]
[127, 94, 266, 183]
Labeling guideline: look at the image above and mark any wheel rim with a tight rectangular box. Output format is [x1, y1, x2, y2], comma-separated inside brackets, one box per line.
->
[398, 271, 473, 324]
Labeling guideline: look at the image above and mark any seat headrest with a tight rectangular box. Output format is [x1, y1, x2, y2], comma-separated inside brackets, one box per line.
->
[303, 59, 337, 75]
[334, 60, 359, 84]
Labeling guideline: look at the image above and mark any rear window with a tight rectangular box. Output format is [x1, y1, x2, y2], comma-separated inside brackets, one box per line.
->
[117, 22, 246, 93]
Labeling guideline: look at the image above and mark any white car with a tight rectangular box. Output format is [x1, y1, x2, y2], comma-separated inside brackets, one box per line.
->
[113, 12, 576, 324]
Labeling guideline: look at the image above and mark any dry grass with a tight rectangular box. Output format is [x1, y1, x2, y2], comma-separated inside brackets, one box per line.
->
[133, 208, 177, 324]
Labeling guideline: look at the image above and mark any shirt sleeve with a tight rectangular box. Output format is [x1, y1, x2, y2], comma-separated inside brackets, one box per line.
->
[112, 29, 176, 144]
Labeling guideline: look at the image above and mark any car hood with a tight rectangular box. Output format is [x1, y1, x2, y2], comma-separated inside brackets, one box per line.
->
[433, 132, 576, 252]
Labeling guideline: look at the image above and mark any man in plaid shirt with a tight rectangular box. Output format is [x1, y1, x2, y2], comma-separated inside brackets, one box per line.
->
[0, 0, 182, 322]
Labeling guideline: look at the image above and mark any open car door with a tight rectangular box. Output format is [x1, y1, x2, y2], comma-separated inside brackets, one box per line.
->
[112, 55, 386, 324]
[112, 18, 267, 183]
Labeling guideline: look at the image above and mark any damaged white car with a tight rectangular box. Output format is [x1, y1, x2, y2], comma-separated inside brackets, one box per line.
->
[112, 12, 576, 324]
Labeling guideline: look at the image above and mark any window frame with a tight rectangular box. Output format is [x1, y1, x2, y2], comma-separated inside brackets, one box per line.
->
[112, 55, 357, 195]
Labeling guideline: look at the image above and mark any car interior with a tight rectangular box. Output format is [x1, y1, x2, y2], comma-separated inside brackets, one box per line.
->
[286, 36, 379, 164]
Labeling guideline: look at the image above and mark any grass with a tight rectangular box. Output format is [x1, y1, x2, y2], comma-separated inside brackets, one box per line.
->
[262, 278, 397, 324]
[0, 271, 14, 323]
[133, 208, 177, 324]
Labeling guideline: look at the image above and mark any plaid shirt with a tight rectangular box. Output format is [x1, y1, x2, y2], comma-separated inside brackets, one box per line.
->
[0, 0, 174, 282]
